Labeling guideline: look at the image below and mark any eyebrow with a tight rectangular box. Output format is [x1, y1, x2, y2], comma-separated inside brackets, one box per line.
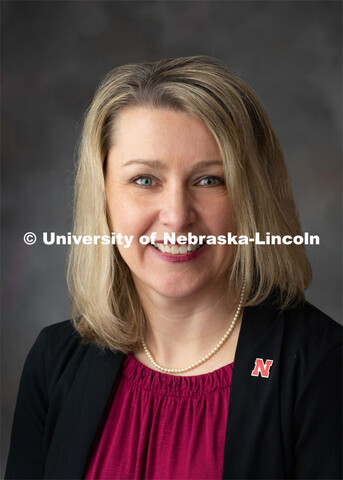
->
[122, 159, 223, 169]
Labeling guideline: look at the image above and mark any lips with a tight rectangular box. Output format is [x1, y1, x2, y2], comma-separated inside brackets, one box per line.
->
[151, 242, 203, 255]
[149, 242, 207, 263]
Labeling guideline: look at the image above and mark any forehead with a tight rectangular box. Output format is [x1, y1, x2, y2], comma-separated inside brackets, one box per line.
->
[109, 106, 221, 162]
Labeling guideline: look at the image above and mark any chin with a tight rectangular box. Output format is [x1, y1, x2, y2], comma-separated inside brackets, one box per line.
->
[149, 277, 210, 299]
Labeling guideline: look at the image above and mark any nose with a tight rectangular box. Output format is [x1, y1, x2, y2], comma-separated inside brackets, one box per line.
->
[159, 184, 197, 232]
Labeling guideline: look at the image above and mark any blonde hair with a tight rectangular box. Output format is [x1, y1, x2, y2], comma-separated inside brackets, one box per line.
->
[67, 56, 311, 353]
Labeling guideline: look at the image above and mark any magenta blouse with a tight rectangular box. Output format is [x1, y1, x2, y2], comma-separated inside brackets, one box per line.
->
[84, 354, 233, 480]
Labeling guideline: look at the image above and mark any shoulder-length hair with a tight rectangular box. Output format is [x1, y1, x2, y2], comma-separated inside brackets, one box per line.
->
[67, 56, 311, 353]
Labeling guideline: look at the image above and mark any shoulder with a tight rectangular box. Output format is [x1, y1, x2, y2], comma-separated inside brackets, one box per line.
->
[25, 320, 126, 397]
[281, 301, 341, 355]
[29, 319, 84, 361]
[284, 301, 340, 329]
[282, 301, 341, 345]
[283, 303, 342, 382]
[243, 300, 342, 385]
[35, 319, 80, 349]
[247, 299, 341, 343]
[24, 320, 92, 396]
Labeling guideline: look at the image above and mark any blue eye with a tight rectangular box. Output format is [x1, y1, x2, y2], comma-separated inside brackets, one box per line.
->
[134, 177, 155, 187]
[198, 176, 224, 187]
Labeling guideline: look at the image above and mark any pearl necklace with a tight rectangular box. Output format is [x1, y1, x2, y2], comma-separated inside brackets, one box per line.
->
[141, 282, 246, 374]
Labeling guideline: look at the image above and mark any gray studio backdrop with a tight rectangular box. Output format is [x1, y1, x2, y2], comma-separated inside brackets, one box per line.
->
[2, 0, 342, 474]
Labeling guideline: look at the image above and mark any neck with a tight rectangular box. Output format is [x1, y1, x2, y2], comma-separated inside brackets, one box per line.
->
[133, 279, 242, 374]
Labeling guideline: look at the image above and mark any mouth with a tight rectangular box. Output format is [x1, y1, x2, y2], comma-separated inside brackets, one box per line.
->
[151, 242, 204, 255]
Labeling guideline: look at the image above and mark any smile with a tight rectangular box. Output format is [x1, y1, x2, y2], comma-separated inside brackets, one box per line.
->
[151, 242, 203, 255]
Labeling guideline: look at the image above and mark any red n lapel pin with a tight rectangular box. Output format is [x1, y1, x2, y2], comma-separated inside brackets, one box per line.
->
[251, 358, 273, 378]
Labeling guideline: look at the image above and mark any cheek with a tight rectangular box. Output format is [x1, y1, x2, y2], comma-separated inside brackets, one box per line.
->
[106, 200, 119, 232]
[221, 200, 234, 232]
[107, 196, 154, 237]
[223, 214, 234, 233]
[206, 201, 234, 233]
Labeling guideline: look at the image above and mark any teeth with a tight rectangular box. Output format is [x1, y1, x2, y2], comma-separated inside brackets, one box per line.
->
[152, 243, 202, 255]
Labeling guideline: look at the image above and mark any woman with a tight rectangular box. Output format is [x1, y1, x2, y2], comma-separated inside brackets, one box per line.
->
[6, 56, 342, 479]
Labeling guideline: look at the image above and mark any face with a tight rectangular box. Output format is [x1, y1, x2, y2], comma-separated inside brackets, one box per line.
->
[105, 107, 235, 300]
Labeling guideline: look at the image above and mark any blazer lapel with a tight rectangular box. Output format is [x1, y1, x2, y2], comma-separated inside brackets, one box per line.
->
[222, 303, 285, 479]
[44, 343, 126, 479]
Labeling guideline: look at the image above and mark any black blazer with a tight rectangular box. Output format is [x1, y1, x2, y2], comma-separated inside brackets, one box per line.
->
[5, 301, 342, 479]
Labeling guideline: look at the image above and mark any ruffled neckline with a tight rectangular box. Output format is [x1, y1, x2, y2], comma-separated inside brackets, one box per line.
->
[121, 354, 234, 397]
